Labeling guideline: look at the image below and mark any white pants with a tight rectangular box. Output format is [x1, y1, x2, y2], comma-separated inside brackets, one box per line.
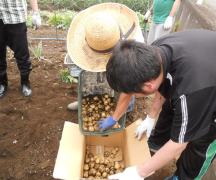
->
[147, 19, 175, 45]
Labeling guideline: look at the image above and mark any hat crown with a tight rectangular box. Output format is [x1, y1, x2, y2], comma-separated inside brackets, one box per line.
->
[85, 12, 120, 51]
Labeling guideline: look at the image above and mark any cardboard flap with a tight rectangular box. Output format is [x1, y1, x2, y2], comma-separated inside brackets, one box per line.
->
[53, 121, 85, 180]
[123, 122, 151, 167]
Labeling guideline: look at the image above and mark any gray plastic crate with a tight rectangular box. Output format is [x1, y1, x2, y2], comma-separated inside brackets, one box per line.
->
[78, 70, 126, 135]
[64, 53, 82, 77]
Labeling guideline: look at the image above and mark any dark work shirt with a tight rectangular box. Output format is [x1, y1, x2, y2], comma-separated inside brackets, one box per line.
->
[152, 29, 216, 143]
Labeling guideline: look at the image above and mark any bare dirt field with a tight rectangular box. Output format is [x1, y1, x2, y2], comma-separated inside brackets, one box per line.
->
[0, 26, 214, 180]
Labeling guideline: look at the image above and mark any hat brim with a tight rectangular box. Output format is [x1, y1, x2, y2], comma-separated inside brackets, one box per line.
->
[67, 3, 139, 72]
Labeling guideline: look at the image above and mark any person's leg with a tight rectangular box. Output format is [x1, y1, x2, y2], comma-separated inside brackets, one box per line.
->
[6, 22, 32, 97]
[176, 124, 216, 180]
[154, 23, 169, 40]
[147, 22, 156, 45]
[0, 20, 8, 98]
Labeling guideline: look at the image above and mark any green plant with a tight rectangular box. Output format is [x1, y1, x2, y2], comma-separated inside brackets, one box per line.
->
[58, 11, 78, 30]
[47, 12, 62, 25]
[136, 11, 145, 31]
[29, 41, 42, 60]
[59, 70, 78, 83]
[174, 21, 179, 32]
[39, 10, 50, 18]
[26, 16, 32, 27]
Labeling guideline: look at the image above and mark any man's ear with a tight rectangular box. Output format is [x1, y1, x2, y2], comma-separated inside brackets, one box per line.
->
[144, 81, 154, 89]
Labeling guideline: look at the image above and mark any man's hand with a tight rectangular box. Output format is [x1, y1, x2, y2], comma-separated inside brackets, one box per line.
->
[97, 116, 117, 132]
[143, 10, 151, 23]
[135, 115, 155, 140]
[109, 166, 144, 180]
[32, 12, 41, 29]
[164, 16, 173, 31]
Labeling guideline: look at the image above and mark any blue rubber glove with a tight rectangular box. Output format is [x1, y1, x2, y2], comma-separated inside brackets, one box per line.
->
[97, 116, 117, 132]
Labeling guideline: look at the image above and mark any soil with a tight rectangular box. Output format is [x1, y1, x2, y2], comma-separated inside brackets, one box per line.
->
[1, 26, 214, 180]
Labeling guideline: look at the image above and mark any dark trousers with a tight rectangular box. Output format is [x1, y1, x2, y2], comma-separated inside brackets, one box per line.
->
[149, 100, 216, 180]
[0, 20, 31, 82]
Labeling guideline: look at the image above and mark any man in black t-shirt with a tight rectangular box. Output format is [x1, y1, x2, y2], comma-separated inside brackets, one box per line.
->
[107, 29, 216, 180]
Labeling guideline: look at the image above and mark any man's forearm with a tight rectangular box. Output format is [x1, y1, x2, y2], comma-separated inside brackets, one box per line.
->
[112, 93, 133, 121]
[137, 140, 187, 177]
[29, 0, 39, 12]
[148, 91, 165, 119]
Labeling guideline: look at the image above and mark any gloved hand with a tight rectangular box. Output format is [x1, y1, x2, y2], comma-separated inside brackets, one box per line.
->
[97, 116, 117, 132]
[135, 115, 155, 140]
[143, 10, 151, 23]
[109, 166, 144, 180]
[164, 16, 173, 31]
[32, 12, 41, 29]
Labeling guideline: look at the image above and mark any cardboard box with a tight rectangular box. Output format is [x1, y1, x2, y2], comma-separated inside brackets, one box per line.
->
[53, 121, 151, 180]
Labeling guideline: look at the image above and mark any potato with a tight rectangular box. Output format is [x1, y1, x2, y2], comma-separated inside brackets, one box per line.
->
[89, 126, 94, 132]
[83, 171, 88, 178]
[104, 94, 110, 99]
[88, 108, 93, 113]
[83, 125, 88, 131]
[101, 112, 106, 118]
[102, 172, 107, 178]
[82, 99, 87, 105]
[114, 162, 120, 169]
[104, 151, 110, 157]
[110, 170, 114, 175]
[115, 147, 119, 152]
[89, 162, 95, 169]
[110, 154, 115, 159]
[90, 104, 95, 109]
[111, 150, 117, 155]
[105, 105, 110, 111]
[104, 100, 109, 106]
[93, 96, 99, 101]
[116, 169, 122, 174]
[95, 157, 100, 164]
[84, 164, 89, 171]
[96, 171, 101, 177]
[104, 159, 110, 165]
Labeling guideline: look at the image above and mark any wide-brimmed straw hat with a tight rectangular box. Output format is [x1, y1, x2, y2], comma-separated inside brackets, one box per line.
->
[67, 3, 139, 72]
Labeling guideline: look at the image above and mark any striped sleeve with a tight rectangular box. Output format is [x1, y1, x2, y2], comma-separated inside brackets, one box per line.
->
[178, 95, 188, 143]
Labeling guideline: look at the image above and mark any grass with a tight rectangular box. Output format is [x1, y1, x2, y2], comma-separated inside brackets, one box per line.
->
[29, 41, 42, 60]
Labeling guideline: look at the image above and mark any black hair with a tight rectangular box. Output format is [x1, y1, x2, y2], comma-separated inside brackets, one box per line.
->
[106, 40, 161, 94]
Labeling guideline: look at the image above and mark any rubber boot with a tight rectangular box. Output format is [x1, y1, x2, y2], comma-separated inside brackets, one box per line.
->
[21, 74, 32, 97]
[0, 74, 8, 99]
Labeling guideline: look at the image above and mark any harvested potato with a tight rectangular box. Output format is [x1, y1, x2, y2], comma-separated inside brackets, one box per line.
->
[84, 164, 89, 171]
[104, 151, 110, 157]
[81, 94, 120, 133]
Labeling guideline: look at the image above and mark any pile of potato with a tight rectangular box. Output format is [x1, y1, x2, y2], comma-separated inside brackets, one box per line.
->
[82, 94, 120, 132]
[83, 146, 125, 179]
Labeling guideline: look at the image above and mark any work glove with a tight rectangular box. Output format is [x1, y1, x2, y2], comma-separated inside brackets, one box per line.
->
[164, 16, 173, 31]
[32, 12, 41, 29]
[135, 115, 155, 140]
[109, 166, 144, 180]
[97, 116, 117, 132]
[143, 10, 151, 23]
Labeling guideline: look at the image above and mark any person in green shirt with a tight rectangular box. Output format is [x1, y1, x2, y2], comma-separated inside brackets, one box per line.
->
[144, 0, 181, 45]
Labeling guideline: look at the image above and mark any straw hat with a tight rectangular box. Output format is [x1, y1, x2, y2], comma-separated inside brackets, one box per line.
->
[67, 3, 139, 72]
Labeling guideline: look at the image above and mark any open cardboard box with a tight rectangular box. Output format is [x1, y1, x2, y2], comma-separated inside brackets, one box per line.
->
[53, 121, 151, 180]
